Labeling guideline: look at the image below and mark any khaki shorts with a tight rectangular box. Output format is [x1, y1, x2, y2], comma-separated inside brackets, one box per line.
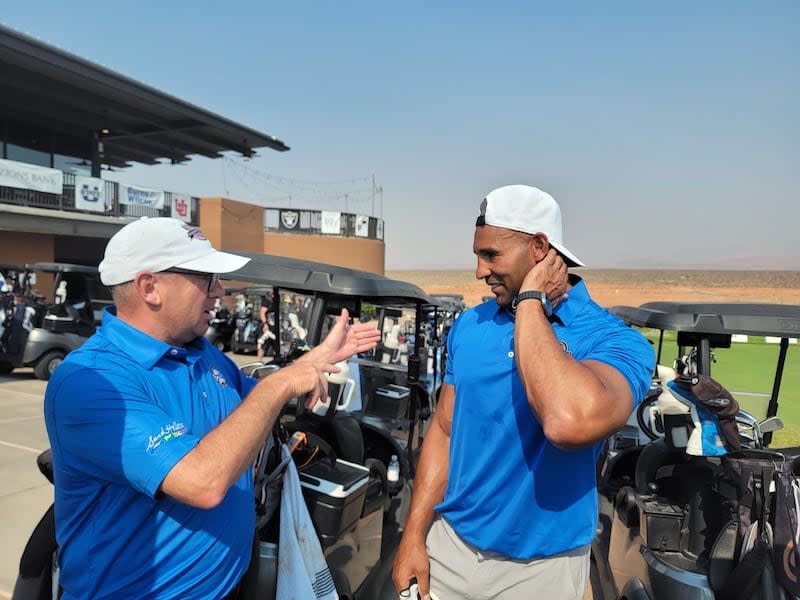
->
[425, 516, 589, 600]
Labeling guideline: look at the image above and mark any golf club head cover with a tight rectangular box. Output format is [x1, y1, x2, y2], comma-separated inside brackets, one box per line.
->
[672, 373, 741, 452]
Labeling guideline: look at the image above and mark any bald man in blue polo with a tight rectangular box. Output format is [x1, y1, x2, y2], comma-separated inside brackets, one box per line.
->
[44, 217, 380, 599]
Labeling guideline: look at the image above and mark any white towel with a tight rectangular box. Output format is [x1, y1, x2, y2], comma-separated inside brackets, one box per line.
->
[276, 444, 339, 600]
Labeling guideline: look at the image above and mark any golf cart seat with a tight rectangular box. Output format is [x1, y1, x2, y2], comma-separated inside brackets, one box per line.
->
[240, 358, 367, 465]
[284, 375, 366, 466]
[609, 438, 724, 581]
[634, 438, 688, 494]
[42, 302, 95, 337]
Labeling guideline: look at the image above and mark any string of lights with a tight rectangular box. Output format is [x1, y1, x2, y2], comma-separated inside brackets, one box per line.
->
[221, 157, 382, 216]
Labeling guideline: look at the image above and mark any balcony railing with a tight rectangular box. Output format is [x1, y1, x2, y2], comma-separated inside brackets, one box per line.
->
[0, 171, 199, 223]
[0, 160, 384, 242]
[264, 208, 384, 241]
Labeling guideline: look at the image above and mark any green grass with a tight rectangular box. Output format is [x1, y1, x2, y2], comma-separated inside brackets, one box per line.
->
[642, 330, 800, 446]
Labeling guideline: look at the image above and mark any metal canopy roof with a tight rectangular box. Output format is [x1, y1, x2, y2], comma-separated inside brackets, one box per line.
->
[609, 301, 800, 422]
[230, 252, 431, 305]
[0, 25, 289, 169]
[25, 262, 99, 275]
[609, 302, 800, 339]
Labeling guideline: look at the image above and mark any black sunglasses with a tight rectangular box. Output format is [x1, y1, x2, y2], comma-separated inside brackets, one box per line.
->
[162, 269, 220, 294]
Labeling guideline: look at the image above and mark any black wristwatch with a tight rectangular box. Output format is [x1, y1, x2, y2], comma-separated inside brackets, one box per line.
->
[511, 291, 553, 317]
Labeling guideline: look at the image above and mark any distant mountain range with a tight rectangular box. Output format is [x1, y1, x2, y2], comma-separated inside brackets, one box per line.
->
[595, 255, 800, 271]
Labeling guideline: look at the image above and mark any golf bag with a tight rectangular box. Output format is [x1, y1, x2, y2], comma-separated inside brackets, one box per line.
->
[711, 449, 800, 600]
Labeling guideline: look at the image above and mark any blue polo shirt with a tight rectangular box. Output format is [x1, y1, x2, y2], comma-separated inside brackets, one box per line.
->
[437, 279, 654, 559]
[44, 307, 257, 599]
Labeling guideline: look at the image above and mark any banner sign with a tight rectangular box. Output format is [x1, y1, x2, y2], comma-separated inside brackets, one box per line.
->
[279, 210, 300, 231]
[170, 194, 192, 222]
[0, 158, 63, 194]
[118, 183, 165, 209]
[355, 215, 370, 238]
[376, 219, 384, 240]
[73, 175, 105, 213]
[321, 211, 341, 234]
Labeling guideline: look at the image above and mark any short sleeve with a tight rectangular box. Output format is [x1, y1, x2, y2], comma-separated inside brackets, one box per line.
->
[587, 323, 655, 408]
[443, 314, 461, 386]
[45, 363, 200, 497]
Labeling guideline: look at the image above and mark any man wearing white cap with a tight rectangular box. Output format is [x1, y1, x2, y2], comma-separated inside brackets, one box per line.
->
[43, 217, 380, 599]
[394, 185, 654, 599]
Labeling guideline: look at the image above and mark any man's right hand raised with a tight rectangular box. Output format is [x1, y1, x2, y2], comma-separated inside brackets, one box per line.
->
[521, 248, 569, 308]
[261, 359, 335, 411]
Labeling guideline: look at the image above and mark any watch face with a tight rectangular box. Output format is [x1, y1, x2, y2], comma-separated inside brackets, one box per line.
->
[542, 296, 553, 317]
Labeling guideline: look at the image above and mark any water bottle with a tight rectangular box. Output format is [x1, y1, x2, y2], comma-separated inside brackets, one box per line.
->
[387, 454, 400, 482]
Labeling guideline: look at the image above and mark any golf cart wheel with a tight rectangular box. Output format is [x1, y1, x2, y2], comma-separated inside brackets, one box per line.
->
[33, 351, 64, 381]
[214, 338, 226, 351]
[0, 362, 14, 374]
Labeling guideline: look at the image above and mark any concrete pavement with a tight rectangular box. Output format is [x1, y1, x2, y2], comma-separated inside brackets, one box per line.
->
[0, 368, 51, 599]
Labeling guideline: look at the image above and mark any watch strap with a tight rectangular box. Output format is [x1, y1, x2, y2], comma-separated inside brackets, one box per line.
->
[511, 291, 552, 317]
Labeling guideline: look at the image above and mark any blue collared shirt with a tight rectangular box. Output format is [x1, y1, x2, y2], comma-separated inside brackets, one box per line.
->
[438, 278, 654, 559]
[45, 307, 257, 599]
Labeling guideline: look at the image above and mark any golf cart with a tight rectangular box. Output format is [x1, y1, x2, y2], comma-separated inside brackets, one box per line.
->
[13, 253, 433, 600]
[228, 252, 434, 599]
[0, 262, 109, 379]
[203, 286, 253, 352]
[424, 293, 467, 397]
[0, 261, 26, 293]
[591, 302, 800, 600]
[0, 262, 27, 362]
[428, 293, 466, 310]
[227, 286, 281, 356]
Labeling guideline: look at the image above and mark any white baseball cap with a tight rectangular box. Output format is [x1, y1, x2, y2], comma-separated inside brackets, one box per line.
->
[99, 217, 251, 286]
[477, 185, 585, 267]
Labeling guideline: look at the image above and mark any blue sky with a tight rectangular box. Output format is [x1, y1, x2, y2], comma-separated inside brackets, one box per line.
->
[4, 2, 798, 269]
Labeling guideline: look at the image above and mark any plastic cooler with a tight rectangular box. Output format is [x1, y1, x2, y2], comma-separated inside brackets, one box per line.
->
[369, 384, 410, 419]
[298, 458, 370, 547]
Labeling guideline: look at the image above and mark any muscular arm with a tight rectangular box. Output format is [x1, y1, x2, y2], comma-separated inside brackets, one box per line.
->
[514, 302, 634, 449]
[392, 382, 453, 595]
[162, 309, 381, 508]
[403, 383, 452, 536]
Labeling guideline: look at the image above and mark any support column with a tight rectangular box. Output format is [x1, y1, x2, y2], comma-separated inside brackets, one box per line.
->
[90, 130, 102, 177]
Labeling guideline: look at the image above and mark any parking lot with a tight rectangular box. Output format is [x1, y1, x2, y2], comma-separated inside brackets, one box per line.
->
[0, 368, 51, 599]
